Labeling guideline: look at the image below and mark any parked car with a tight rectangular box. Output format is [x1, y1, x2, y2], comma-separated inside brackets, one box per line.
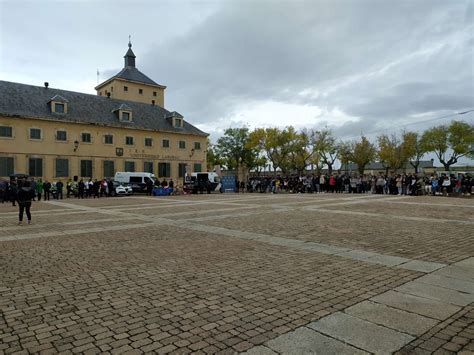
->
[111, 181, 133, 196]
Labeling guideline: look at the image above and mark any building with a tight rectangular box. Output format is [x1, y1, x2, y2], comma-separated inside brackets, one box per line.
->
[0, 41, 208, 183]
[343, 160, 435, 175]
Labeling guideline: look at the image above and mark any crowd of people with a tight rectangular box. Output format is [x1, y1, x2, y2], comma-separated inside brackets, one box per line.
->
[0, 177, 180, 203]
[239, 172, 474, 196]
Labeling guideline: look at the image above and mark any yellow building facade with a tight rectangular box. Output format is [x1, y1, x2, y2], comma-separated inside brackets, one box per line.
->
[0, 42, 208, 183]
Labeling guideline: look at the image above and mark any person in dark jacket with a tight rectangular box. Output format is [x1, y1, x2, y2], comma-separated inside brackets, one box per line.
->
[78, 179, 85, 199]
[43, 180, 51, 200]
[56, 180, 64, 199]
[17, 181, 35, 225]
[10, 180, 18, 206]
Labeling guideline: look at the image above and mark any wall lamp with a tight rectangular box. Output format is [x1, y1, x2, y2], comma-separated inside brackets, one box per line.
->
[73, 140, 79, 152]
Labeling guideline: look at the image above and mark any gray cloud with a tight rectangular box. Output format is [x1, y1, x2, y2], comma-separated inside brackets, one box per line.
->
[136, 0, 473, 139]
[1, 0, 472, 143]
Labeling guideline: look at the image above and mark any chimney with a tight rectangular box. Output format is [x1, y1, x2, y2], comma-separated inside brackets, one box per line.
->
[44, 82, 49, 89]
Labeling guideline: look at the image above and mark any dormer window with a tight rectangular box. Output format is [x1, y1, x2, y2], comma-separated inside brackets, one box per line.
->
[174, 118, 183, 128]
[49, 95, 68, 114]
[166, 111, 184, 128]
[113, 104, 133, 122]
[55, 103, 65, 113]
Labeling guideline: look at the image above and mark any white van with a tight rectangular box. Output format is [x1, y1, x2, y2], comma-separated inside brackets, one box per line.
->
[185, 172, 222, 193]
[114, 172, 156, 193]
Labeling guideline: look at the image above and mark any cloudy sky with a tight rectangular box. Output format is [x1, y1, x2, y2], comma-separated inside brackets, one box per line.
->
[1, 0, 473, 147]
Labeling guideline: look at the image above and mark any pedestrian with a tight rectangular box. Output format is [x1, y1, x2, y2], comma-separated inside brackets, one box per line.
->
[0, 179, 6, 203]
[56, 180, 64, 199]
[43, 180, 51, 200]
[66, 179, 72, 198]
[17, 181, 35, 225]
[146, 178, 153, 196]
[10, 179, 18, 206]
[35, 178, 43, 201]
[78, 179, 85, 198]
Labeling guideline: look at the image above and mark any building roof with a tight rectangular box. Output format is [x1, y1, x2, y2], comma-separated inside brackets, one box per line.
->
[345, 160, 435, 171]
[95, 41, 166, 89]
[104, 66, 165, 88]
[0, 80, 207, 137]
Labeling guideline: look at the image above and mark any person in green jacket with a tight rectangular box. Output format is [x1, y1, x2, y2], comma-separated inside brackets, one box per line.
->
[35, 178, 43, 201]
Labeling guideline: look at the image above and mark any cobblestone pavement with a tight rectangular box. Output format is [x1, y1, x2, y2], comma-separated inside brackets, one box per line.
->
[0, 193, 473, 354]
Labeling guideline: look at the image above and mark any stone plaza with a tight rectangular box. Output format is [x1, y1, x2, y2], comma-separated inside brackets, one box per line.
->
[0, 193, 473, 354]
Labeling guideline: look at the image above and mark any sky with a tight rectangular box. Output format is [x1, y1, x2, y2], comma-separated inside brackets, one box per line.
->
[1, 0, 473, 162]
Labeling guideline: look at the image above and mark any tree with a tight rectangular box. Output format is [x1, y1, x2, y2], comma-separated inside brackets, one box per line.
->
[286, 129, 314, 175]
[248, 127, 294, 175]
[215, 128, 256, 170]
[420, 121, 474, 171]
[401, 131, 425, 173]
[206, 140, 225, 171]
[377, 134, 406, 174]
[346, 136, 377, 174]
[313, 129, 339, 175]
[338, 142, 352, 173]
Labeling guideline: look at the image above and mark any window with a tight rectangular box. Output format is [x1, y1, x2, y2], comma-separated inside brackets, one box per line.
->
[30, 128, 41, 140]
[179, 140, 186, 149]
[56, 130, 67, 141]
[144, 138, 153, 147]
[0, 126, 12, 137]
[55, 159, 69, 177]
[122, 112, 130, 121]
[104, 134, 113, 144]
[55, 103, 65, 113]
[144, 161, 153, 173]
[178, 163, 187, 178]
[124, 86, 128, 92]
[162, 139, 170, 148]
[124, 161, 135, 172]
[125, 136, 134, 145]
[158, 163, 171, 177]
[194, 142, 201, 150]
[81, 132, 91, 143]
[29, 158, 43, 177]
[111, 86, 113, 92]
[174, 118, 183, 128]
[139, 88, 143, 94]
[194, 163, 202, 173]
[103, 160, 114, 178]
[81, 160, 93, 177]
[152, 100, 155, 105]
[0, 157, 14, 176]
[99, 92, 102, 96]
[153, 91, 157, 97]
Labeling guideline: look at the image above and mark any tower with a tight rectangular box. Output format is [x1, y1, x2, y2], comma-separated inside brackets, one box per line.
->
[95, 40, 166, 106]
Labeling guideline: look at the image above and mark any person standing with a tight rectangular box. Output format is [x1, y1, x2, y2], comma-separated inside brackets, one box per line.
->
[66, 179, 72, 198]
[0, 179, 6, 203]
[146, 178, 154, 196]
[10, 179, 18, 206]
[17, 181, 35, 225]
[43, 180, 51, 201]
[56, 180, 64, 200]
[78, 179, 85, 199]
[35, 178, 43, 201]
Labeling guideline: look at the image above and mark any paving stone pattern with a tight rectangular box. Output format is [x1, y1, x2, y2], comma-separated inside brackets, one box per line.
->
[0, 193, 473, 354]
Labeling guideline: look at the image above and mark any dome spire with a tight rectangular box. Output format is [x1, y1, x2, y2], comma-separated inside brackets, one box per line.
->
[124, 35, 136, 68]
